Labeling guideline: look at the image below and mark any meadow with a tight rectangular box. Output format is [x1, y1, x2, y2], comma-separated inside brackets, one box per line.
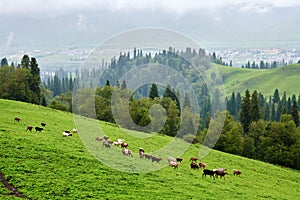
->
[213, 63, 300, 97]
[0, 99, 300, 199]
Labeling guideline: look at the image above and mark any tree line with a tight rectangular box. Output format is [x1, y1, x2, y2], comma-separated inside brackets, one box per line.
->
[0, 55, 43, 105]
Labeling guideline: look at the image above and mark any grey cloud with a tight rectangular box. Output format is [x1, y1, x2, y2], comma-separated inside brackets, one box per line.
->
[0, 0, 299, 17]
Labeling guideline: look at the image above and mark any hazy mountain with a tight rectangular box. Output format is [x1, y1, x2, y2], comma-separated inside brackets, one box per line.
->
[0, 6, 299, 51]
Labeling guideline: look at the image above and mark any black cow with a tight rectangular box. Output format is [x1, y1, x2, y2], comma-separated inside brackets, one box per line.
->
[41, 122, 46, 127]
[202, 169, 216, 179]
[35, 127, 43, 132]
[191, 162, 199, 169]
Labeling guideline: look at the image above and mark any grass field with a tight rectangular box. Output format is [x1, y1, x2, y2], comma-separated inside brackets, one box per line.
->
[0, 99, 300, 199]
[212, 64, 300, 97]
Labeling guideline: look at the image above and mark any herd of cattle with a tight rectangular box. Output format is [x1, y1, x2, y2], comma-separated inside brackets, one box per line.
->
[15, 116, 242, 179]
[14, 117, 77, 137]
[96, 135, 243, 179]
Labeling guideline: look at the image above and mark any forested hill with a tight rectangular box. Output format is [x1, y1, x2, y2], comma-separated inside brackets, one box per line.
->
[215, 63, 300, 97]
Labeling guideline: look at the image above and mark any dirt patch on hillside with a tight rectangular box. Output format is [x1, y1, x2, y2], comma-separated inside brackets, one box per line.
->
[0, 171, 28, 198]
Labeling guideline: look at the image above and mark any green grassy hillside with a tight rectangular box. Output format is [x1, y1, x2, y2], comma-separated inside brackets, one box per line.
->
[213, 64, 300, 97]
[0, 99, 300, 199]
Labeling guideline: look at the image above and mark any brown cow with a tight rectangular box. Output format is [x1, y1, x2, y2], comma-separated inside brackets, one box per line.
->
[199, 162, 207, 168]
[26, 126, 33, 132]
[215, 170, 228, 179]
[121, 142, 129, 148]
[14, 117, 21, 122]
[190, 157, 198, 162]
[233, 169, 242, 176]
[95, 137, 104, 141]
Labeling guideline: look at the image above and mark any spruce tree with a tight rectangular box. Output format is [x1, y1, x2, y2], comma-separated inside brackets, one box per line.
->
[29, 57, 41, 104]
[149, 83, 159, 99]
[291, 101, 299, 126]
[250, 90, 261, 121]
[273, 89, 280, 104]
[240, 89, 252, 134]
[21, 54, 30, 68]
[1, 58, 8, 66]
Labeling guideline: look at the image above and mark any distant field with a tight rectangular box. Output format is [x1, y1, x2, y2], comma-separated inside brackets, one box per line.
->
[0, 99, 300, 199]
[211, 64, 300, 97]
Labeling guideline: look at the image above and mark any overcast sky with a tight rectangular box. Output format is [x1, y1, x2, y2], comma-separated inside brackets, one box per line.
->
[1, 0, 300, 16]
[0, 0, 299, 50]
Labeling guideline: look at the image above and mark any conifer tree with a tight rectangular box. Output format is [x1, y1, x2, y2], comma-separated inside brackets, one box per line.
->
[240, 89, 251, 133]
[291, 101, 299, 126]
[149, 83, 159, 99]
[250, 90, 261, 121]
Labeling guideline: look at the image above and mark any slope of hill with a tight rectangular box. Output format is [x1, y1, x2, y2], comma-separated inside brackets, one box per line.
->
[213, 64, 300, 97]
[0, 99, 300, 199]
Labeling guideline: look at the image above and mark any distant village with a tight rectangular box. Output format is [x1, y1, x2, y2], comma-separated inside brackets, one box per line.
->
[2, 47, 300, 80]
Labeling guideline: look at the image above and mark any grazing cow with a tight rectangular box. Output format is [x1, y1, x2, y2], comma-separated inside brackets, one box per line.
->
[190, 157, 198, 162]
[14, 117, 21, 122]
[122, 148, 133, 157]
[121, 142, 129, 148]
[151, 156, 162, 163]
[104, 136, 109, 140]
[169, 161, 179, 169]
[168, 157, 176, 163]
[113, 139, 124, 147]
[144, 154, 152, 160]
[190, 162, 199, 169]
[176, 158, 183, 163]
[103, 141, 111, 148]
[26, 126, 33, 132]
[107, 140, 113, 145]
[215, 170, 228, 179]
[213, 168, 227, 173]
[72, 129, 78, 133]
[139, 148, 145, 158]
[95, 137, 104, 141]
[41, 122, 46, 127]
[199, 162, 207, 169]
[64, 130, 71, 134]
[62, 131, 72, 137]
[233, 169, 242, 176]
[35, 127, 43, 132]
[202, 169, 216, 179]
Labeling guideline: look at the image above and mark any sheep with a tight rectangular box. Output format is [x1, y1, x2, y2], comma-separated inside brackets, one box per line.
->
[62, 131, 72, 137]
